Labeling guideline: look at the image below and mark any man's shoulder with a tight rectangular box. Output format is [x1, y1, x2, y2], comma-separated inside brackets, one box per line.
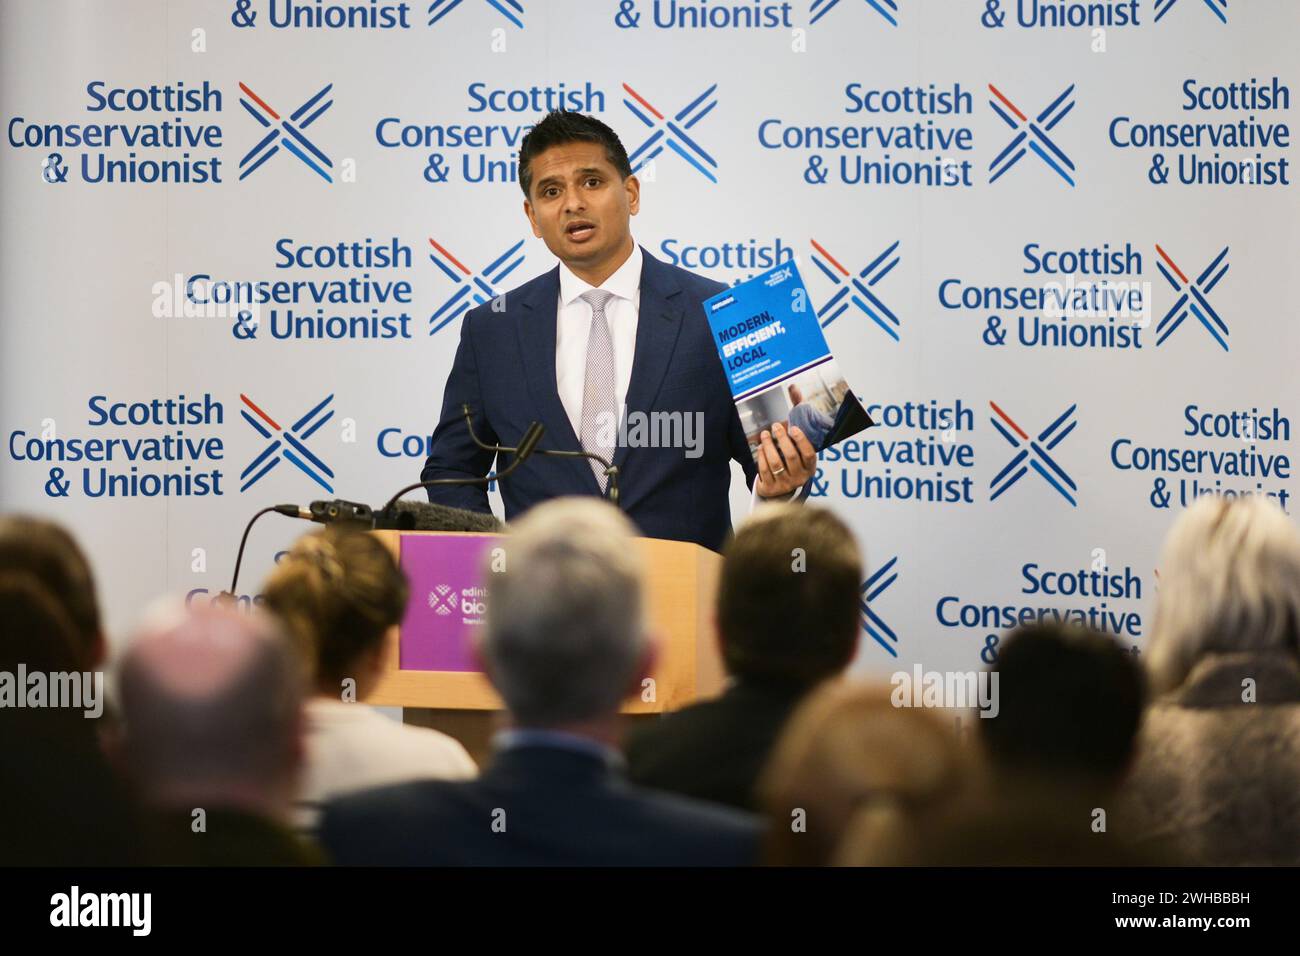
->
[626, 687, 788, 774]
[616, 777, 763, 857]
[651, 252, 730, 303]
[461, 263, 558, 333]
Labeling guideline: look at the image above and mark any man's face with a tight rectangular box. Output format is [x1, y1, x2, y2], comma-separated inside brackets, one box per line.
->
[523, 140, 639, 273]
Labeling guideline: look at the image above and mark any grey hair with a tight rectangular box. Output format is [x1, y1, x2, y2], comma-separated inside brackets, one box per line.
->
[477, 497, 647, 725]
[1147, 495, 1300, 694]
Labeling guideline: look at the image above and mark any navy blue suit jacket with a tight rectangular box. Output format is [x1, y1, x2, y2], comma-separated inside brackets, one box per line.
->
[318, 743, 761, 866]
[420, 246, 757, 552]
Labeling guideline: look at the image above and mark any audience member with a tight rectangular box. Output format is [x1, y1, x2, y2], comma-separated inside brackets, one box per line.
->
[0, 515, 106, 669]
[0, 573, 141, 865]
[261, 526, 476, 831]
[319, 498, 760, 866]
[1123, 495, 1300, 865]
[626, 503, 861, 810]
[758, 681, 967, 865]
[885, 622, 1151, 865]
[117, 603, 324, 865]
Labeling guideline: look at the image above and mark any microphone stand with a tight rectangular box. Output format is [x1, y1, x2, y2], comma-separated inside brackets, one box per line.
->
[223, 404, 618, 600]
[378, 409, 545, 517]
[453, 405, 622, 508]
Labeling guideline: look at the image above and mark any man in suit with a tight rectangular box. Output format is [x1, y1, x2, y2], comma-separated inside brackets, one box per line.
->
[420, 110, 815, 552]
[319, 497, 760, 866]
[117, 604, 325, 866]
[625, 503, 862, 811]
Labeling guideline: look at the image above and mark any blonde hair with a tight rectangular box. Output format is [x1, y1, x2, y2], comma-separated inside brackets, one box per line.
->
[757, 681, 967, 866]
[1148, 495, 1300, 694]
[261, 527, 408, 688]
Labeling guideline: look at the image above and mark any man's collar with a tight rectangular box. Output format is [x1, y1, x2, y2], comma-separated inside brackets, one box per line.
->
[558, 240, 642, 306]
[492, 727, 627, 770]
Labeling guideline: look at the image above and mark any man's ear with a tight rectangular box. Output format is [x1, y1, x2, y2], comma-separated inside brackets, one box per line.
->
[523, 199, 541, 238]
[625, 174, 640, 215]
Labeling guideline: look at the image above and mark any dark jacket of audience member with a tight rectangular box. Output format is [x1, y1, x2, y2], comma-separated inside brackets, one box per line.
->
[320, 499, 759, 866]
[321, 736, 756, 866]
[625, 504, 862, 811]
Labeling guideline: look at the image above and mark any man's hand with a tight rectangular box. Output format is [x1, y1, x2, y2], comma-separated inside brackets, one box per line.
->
[755, 422, 817, 498]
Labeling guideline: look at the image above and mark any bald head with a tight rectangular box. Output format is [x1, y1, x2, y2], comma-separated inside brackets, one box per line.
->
[119, 604, 303, 810]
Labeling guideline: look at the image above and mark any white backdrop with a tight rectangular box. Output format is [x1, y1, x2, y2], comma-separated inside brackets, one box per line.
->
[1, 0, 1296, 679]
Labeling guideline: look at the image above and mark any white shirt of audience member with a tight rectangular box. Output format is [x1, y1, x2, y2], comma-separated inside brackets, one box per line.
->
[295, 699, 476, 832]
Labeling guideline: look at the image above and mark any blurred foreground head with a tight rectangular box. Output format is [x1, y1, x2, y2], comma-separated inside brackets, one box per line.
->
[1149, 494, 1300, 695]
[261, 525, 409, 695]
[758, 682, 965, 866]
[719, 503, 862, 687]
[980, 622, 1145, 789]
[0, 515, 104, 668]
[118, 603, 304, 817]
[0, 573, 141, 864]
[477, 497, 650, 728]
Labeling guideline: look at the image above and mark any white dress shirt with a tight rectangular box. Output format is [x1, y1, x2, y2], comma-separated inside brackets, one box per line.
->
[553, 240, 792, 505]
[555, 241, 643, 437]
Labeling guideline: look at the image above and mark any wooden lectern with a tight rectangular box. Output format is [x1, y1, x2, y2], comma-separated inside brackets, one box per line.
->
[366, 530, 726, 764]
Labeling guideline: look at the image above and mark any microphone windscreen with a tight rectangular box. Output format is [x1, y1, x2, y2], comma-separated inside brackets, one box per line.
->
[375, 500, 505, 533]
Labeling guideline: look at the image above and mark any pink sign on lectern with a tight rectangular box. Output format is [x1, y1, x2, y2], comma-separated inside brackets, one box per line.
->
[398, 534, 502, 671]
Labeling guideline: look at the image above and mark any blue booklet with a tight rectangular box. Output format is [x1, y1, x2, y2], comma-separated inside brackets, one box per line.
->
[704, 260, 875, 463]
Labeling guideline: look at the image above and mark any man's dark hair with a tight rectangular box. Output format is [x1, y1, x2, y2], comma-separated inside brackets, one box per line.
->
[0, 516, 102, 668]
[518, 110, 633, 199]
[980, 623, 1145, 783]
[716, 505, 861, 687]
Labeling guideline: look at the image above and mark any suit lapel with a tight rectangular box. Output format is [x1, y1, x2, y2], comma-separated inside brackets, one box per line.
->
[615, 247, 685, 471]
[514, 247, 687, 487]
[515, 264, 584, 444]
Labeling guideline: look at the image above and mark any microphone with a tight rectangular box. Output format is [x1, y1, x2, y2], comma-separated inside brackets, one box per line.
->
[225, 408, 555, 597]
[377, 408, 544, 518]
[460, 403, 621, 507]
[374, 500, 505, 533]
[306, 499, 375, 527]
